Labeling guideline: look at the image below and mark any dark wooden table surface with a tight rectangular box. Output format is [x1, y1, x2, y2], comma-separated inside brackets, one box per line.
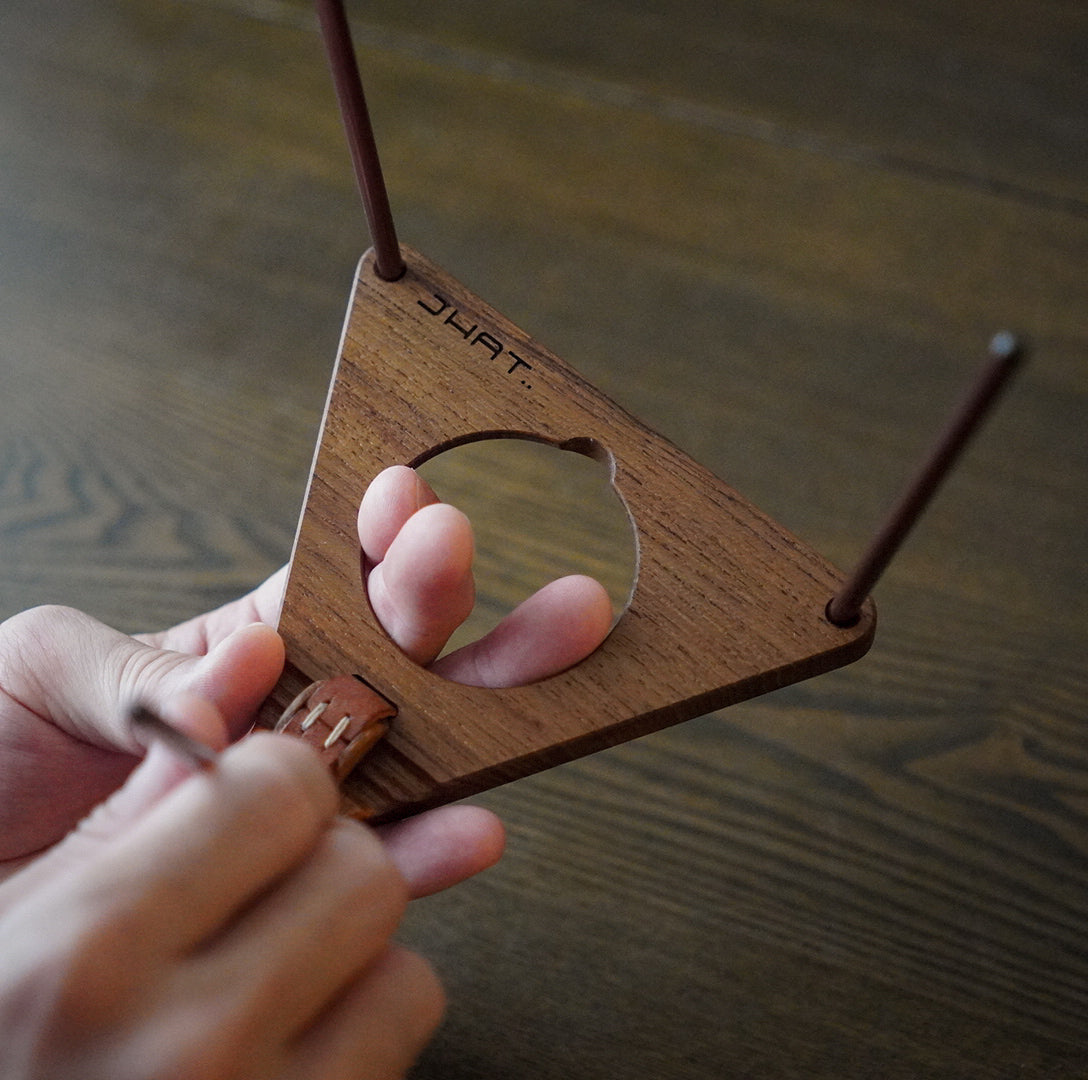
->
[2, 1, 1086, 1076]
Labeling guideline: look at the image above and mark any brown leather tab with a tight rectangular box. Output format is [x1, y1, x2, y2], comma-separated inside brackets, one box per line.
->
[275, 675, 395, 782]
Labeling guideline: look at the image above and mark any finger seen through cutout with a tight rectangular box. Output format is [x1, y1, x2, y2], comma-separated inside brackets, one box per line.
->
[362, 496, 476, 668]
[358, 441, 634, 687]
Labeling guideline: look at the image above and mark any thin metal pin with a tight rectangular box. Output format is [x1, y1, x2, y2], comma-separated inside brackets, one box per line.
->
[826, 331, 1025, 627]
[128, 702, 220, 769]
[324, 715, 351, 749]
[314, 0, 405, 281]
[301, 701, 328, 732]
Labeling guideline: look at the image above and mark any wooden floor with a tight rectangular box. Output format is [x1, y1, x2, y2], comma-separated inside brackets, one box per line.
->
[2, 0, 1086, 1075]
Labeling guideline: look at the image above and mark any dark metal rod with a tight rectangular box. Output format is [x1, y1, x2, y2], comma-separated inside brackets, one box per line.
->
[826, 331, 1025, 627]
[314, 0, 405, 281]
[129, 702, 220, 768]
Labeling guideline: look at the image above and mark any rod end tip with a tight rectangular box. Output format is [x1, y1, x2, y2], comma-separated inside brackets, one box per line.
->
[988, 330, 1023, 363]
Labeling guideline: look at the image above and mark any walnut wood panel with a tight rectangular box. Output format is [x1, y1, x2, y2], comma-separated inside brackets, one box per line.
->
[258, 246, 874, 818]
[3, 0, 1086, 1075]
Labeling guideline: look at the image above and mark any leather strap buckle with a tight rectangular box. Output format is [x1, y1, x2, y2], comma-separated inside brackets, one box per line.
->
[274, 675, 395, 782]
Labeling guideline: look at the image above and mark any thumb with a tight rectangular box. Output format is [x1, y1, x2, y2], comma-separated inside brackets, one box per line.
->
[0, 605, 285, 753]
[0, 693, 226, 901]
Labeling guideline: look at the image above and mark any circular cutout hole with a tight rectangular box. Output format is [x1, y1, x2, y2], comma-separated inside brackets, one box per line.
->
[415, 436, 638, 659]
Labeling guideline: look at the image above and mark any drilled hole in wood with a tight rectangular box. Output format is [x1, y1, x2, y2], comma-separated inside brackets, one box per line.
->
[414, 436, 638, 660]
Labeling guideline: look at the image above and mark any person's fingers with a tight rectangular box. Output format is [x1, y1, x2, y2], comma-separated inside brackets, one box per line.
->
[0, 728, 437, 1080]
[366, 503, 475, 666]
[0, 609, 284, 860]
[432, 574, 613, 687]
[378, 800, 504, 900]
[73, 694, 230, 838]
[28, 733, 339, 957]
[0, 701, 220, 893]
[141, 565, 289, 653]
[357, 465, 441, 566]
[0, 605, 283, 752]
[284, 944, 444, 1080]
[181, 621, 286, 740]
[194, 817, 408, 1050]
[377, 804, 506, 899]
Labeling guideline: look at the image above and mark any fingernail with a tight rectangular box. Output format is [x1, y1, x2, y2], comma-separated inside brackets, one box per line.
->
[414, 473, 439, 510]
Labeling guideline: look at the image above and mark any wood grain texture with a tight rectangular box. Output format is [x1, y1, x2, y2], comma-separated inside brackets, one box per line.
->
[416, 436, 640, 645]
[1, 0, 1085, 1075]
[259, 246, 873, 818]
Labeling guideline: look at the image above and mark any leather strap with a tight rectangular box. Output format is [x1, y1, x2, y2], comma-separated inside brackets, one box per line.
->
[274, 675, 395, 783]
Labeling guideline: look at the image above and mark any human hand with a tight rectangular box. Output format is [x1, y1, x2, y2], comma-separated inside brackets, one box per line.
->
[0, 718, 444, 1080]
[0, 464, 611, 875]
[357, 464, 613, 685]
[0, 464, 611, 1077]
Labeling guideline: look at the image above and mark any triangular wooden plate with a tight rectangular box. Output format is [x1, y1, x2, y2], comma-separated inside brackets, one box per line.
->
[256, 246, 874, 821]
